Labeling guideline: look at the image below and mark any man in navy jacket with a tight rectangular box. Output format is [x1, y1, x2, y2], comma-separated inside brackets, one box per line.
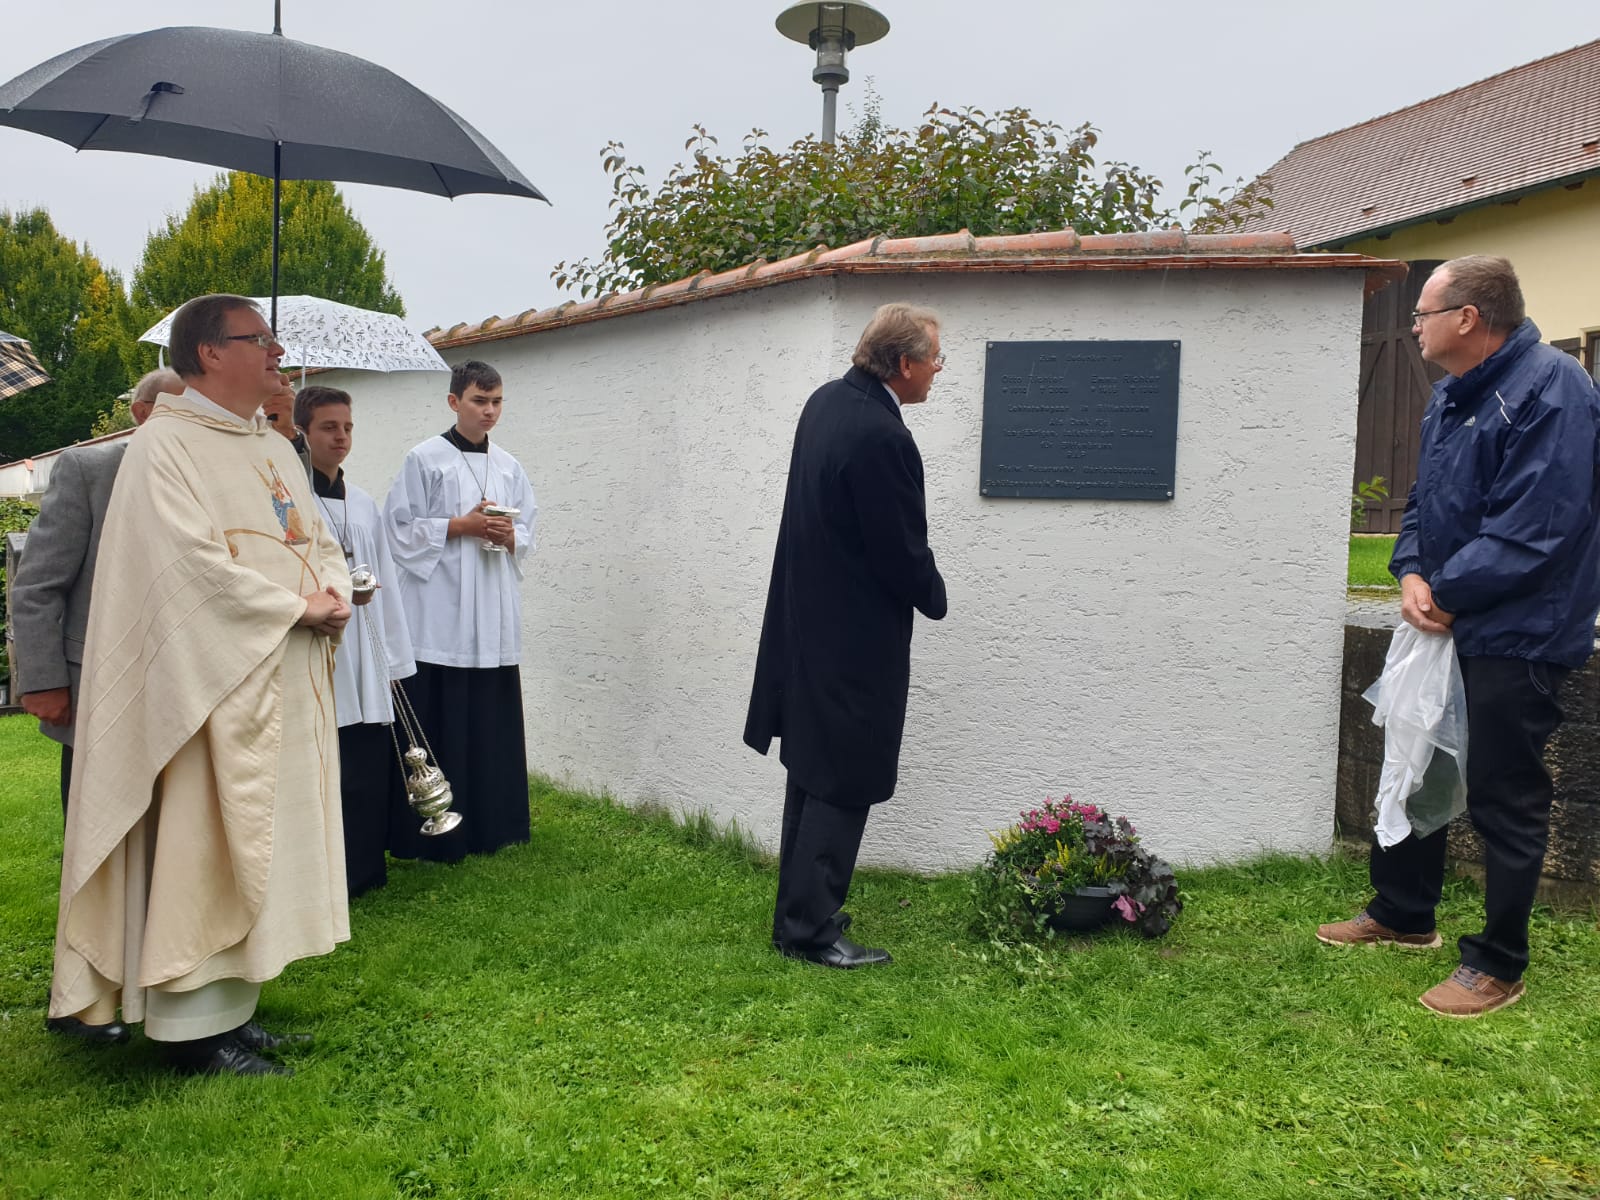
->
[1320, 256, 1600, 1017]
[746, 303, 948, 969]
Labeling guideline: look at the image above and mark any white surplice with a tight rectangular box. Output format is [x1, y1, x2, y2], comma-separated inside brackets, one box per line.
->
[317, 476, 416, 726]
[381, 435, 537, 668]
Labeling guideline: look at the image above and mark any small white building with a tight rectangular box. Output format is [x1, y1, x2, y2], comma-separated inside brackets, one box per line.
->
[311, 228, 1399, 872]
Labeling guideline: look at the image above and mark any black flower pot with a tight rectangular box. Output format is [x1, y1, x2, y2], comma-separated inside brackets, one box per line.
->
[1044, 885, 1119, 932]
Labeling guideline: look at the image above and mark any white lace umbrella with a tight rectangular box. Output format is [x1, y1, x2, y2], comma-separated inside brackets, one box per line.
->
[139, 295, 448, 373]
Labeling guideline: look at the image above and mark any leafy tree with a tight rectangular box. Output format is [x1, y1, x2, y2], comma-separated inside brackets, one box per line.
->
[90, 397, 135, 438]
[133, 173, 404, 318]
[0, 209, 145, 461]
[553, 101, 1272, 297]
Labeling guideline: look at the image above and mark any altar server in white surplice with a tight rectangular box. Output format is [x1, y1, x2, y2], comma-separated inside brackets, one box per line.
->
[381, 360, 537, 863]
[297, 385, 416, 898]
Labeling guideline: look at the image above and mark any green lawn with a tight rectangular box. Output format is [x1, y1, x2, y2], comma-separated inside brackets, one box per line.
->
[1350, 534, 1399, 589]
[2, 714, 1598, 1199]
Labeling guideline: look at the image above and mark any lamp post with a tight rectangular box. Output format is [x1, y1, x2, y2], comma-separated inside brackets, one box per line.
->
[775, 2, 890, 145]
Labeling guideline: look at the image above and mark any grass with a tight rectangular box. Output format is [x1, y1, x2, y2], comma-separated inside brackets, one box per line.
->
[3, 714, 1599, 1199]
[1349, 534, 1399, 590]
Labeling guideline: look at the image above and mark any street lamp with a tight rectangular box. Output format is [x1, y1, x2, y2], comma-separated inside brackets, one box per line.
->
[775, 2, 890, 145]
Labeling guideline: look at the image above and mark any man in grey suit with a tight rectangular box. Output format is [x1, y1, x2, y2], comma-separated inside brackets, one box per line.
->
[12, 368, 180, 813]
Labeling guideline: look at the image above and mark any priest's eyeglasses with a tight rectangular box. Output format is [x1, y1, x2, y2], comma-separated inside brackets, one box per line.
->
[224, 333, 283, 350]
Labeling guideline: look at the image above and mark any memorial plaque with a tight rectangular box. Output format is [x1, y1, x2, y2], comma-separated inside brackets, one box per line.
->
[979, 340, 1180, 500]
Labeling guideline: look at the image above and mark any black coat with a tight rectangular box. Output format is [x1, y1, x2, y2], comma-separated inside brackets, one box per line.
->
[744, 366, 947, 807]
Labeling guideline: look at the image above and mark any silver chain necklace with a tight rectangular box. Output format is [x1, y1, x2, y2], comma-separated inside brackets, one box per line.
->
[316, 493, 353, 561]
[455, 443, 489, 503]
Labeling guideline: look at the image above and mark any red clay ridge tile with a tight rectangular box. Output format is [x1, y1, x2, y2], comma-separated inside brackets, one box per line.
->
[1185, 232, 1296, 254]
[972, 229, 1081, 254]
[563, 298, 602, 320]
[752, 249, 815, 280]
[608, 286, 649, 308]
[684, 270, 713, 292]
[1077, 230, 1188, 254]
[815, 236, 879, 265]
[444, 322, 472, 339]
[648, 274, 701, 301]
[699, 264, 756, 291]
[876, 230, 976, 256]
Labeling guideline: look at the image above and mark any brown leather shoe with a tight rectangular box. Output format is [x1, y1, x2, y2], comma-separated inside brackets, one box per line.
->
[1419, 965, 1525, 1018]
[1316, 909, 1441, 949]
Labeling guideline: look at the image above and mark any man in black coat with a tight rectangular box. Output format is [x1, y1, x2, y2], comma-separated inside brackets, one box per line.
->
[745, 303, 949, 968]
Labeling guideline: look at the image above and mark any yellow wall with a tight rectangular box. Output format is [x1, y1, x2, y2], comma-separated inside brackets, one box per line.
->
[1340, 180, 1600, 347]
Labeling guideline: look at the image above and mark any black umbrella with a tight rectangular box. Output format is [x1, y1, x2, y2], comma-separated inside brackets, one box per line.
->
[0, 14, 547, 328]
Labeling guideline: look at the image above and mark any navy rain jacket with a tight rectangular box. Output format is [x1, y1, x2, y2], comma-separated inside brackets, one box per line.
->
[1390, 319, 1600, 668]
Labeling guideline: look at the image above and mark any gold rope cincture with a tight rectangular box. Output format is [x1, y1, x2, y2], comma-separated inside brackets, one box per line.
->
[352, 568, 463, 837]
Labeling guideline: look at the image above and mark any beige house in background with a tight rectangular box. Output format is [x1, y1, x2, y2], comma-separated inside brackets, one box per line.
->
[1242, 38, 1600, 530]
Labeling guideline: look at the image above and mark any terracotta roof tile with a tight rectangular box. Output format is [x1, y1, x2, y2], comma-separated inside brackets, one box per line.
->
[1242, 39, 1600, 246]
[426, 228, 1401, 352]
[875, 230, 976, 256]
[974, 229, 1081, 253]
[814, 236, 882, 265]
[1077, 230, 1187, 254]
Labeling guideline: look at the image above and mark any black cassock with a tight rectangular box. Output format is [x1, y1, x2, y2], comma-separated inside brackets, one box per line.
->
[745, 366, 947, 949]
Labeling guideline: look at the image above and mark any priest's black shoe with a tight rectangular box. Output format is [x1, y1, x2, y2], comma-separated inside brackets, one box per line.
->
[45, 1015, 131, 1045]
[780, 935, 892, 969]
[167, 1037, 292, 1077]
[232, 1020, 312, 1054]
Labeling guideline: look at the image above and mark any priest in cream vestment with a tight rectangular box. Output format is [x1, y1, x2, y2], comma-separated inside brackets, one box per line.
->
[49, 294, 353, 1077]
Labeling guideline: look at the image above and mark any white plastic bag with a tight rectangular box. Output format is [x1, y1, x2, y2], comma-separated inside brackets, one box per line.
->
[1362, 623, 1469, 848]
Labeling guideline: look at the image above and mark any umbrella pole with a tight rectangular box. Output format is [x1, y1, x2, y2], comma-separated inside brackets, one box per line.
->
[271, 142, 282, 333]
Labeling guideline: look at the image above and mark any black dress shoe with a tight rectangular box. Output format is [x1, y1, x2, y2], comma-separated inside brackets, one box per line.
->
[232, 1020, 312, 1054]
[46, 1015, 131, 1045]
[168, 1038, 292, 1077]
[780, 935, 892, 969]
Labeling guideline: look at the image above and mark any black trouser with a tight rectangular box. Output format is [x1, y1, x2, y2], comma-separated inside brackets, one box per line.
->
[59, 743, 72, 816]
[1367, 655, 1567, 982]
[772, 776, 870, 952]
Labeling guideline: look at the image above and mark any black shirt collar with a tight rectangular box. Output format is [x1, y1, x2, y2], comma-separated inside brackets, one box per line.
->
[312, 466, 346, 498]
[443, 426, 489, 453]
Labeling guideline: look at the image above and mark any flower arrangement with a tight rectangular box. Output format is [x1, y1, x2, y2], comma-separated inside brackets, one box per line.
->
[972, 795, 1182, 940]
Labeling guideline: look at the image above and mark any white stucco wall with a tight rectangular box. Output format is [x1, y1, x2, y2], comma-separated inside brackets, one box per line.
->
[326, 265, 1366, 872]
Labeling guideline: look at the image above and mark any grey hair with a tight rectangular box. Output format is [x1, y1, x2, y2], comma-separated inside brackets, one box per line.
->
[169, 294, 263, 378]
[132, 368, 183, 407]
[851, 303, 940, 380]
[1434, 256, 1526, 334]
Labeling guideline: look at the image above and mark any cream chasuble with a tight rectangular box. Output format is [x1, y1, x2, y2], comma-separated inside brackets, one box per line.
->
[50, 388, 352, 1023]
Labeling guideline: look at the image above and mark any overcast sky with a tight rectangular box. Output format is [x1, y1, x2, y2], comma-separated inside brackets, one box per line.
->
[2, 1, 1592, 332]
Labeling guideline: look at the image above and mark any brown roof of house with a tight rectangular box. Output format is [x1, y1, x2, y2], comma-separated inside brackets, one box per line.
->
[423, 229, 1402, 349]
[1241, 39, 1600, 248]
